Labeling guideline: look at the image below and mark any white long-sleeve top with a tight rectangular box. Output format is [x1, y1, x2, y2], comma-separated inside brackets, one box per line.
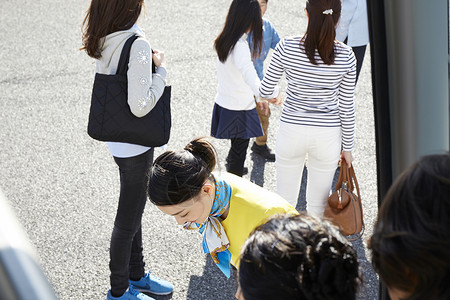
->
[260, 37, 356, 151]
[336, 0, 369, 47]
[215, 34, 278, 111]
[94, 25, 167, 158]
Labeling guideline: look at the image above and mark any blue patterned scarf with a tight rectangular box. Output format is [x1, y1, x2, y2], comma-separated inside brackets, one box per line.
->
[183, 176, 232, 277]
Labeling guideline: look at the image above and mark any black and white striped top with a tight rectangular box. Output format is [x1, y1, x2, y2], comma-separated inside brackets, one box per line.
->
[260, 37, 356, 151]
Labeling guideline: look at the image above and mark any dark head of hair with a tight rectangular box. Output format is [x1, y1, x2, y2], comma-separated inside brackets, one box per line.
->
[369, 153, 450, 300]
[214, 0, 262, 62]
[81, 0, 144, 58]
[239, 213, 361, 300]
[303, 0, 341, 65]
[147, 137, 217, 206]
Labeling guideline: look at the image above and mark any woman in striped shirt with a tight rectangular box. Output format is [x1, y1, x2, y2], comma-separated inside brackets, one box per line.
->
[259, 0, 356, 216]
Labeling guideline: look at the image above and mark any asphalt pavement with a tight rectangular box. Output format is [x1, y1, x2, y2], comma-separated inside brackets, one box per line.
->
[0, 0, 378, 299]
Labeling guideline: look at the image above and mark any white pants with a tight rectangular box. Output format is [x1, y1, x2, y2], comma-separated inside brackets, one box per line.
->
[275, 122, 341, 217]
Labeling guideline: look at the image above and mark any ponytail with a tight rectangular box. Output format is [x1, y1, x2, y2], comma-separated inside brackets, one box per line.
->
[303, 0, 341, 65]
[147, 137, 217, 206]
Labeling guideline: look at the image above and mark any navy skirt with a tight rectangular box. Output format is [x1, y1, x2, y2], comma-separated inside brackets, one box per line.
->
[211, 103, 263, 139]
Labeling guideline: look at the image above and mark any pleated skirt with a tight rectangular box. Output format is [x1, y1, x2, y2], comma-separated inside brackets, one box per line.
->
[210, 103, 263, 139]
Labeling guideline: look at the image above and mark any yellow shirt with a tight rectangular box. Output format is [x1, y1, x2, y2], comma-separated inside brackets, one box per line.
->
[218, 172, 298, 268]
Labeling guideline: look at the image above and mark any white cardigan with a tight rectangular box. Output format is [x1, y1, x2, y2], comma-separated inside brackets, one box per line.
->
[215, 34, 278, 111]
[95, 25, 167, 158]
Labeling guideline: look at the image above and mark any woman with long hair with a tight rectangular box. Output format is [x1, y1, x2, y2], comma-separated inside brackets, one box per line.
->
[260, 0, 356, 216]
[211, 0, 280, 177]
[81, 1, 173, 299]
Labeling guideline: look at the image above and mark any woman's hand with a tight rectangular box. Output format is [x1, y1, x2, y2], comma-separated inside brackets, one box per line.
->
[258, 100, 269, 116]
[340, 151, 354, 167]
[152, 50, 166, 68]
[273, 92, 283, 105]
[264, 92, 283, 106]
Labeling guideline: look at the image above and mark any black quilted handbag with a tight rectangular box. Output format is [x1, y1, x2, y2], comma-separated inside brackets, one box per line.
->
[87, 35, 171, 147]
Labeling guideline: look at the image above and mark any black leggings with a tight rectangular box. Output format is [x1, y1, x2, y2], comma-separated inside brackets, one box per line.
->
[226, 138, 249, 177]
[110, 148, 154, 297]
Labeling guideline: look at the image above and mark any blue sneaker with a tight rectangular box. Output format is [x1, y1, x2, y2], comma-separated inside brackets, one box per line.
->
[129, 271, 174, 295]
[107, 286, 155, 300]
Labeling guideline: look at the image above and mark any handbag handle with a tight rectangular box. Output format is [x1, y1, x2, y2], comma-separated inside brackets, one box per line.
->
[334, 160, 351, 191]
[116, 35, 140, 76]
[334, 160, 361, 197]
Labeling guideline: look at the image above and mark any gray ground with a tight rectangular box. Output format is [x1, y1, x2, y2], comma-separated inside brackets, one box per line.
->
[0, 0, 378, 299]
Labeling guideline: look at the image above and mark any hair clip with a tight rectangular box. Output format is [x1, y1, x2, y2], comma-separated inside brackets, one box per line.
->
[271, 239, 280, 251]
[322, 9, 333, 15]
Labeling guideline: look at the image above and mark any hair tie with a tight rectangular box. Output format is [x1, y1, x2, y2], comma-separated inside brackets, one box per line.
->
[322, 9, 333, 15]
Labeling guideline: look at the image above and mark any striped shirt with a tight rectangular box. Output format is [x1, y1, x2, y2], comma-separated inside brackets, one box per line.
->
[260, 37, 356, 151]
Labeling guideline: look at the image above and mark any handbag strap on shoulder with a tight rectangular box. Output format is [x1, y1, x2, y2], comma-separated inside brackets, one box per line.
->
[117, 35, 140, 75]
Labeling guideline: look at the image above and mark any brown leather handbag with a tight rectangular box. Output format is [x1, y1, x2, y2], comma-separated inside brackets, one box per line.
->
[323, 161, 364, 241]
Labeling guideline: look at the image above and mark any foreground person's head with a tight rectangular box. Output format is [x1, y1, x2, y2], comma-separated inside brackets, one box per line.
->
[370, 153, 450, 300]
[238, 213, 360, 300]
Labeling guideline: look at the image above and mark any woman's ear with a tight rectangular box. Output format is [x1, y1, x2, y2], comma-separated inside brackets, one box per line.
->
[202, 183, 215, 197]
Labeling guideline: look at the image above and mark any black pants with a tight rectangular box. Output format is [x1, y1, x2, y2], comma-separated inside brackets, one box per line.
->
[352, 44, 367, 83]
[226, 138, 249, 176]
[344, 38, 367, 83]
[110, 148, 154, 297]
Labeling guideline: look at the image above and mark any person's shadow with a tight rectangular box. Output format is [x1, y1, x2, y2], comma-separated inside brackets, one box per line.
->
[351, 237, 379, 299]
[249, 152, 308, 212]
[249, 152, 267, 187]
[146, 256, 238, 300]
[186, 256, 238, 300]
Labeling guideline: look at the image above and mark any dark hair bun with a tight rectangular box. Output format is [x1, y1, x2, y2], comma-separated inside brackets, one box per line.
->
[298, 231, 360, 300]
[184, 137, 217, 173]
[239, 214, 360, 300]
[148, 138, 218, 206]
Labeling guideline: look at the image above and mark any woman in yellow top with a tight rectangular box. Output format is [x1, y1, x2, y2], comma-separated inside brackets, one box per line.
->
[147, 137, 297, 277]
